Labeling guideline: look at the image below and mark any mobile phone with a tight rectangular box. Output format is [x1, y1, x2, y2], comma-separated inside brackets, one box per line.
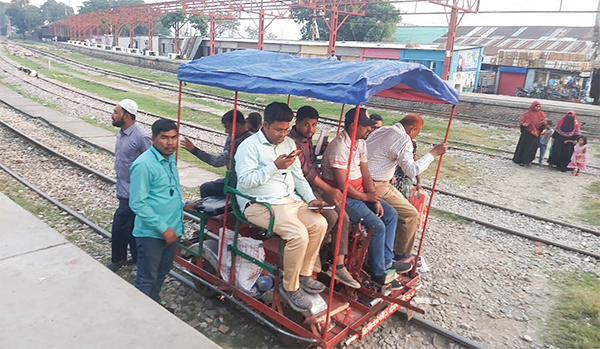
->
[308, 205, 336, 210]
[285, 149, 302, 158]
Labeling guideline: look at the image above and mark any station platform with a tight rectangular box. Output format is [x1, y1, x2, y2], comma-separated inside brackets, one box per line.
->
[0, 84, 221, 188]
[0, 192, 220, 348]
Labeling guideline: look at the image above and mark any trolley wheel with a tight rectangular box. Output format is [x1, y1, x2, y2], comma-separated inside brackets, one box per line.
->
[191, 258, 218, 298]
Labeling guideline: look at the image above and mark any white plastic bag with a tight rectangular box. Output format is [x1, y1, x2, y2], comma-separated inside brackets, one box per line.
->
[218, 228, 265, 294]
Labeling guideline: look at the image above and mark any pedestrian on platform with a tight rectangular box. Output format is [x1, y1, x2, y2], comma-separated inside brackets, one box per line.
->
[548, 111, 581, 172]
[537, 120, 554, 165]
[129, 119, 198, 305]
[512, 101, 546, 166]
[107, 99, 152, 272]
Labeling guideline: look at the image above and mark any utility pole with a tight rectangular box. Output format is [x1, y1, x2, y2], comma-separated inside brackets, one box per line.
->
[593, 0, 600, 60]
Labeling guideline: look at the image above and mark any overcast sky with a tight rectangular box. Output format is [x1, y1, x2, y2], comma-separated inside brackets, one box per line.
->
[13, 0, 600, 40]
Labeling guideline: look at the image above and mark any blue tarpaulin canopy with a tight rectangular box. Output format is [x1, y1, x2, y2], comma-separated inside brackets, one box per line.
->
[178, 49, 459, 105]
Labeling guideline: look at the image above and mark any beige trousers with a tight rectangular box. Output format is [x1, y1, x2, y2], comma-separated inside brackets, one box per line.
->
[373, 181, 418, 255]
[244, 198, 327, 291]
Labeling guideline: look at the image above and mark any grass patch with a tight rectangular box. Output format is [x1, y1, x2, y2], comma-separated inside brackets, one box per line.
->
[429, 207, 470, 224]
[416, 147, 478, 185]
[178, 146, 226, 177]
[545, 271, 600, 349]
[578, 181, 600, 226]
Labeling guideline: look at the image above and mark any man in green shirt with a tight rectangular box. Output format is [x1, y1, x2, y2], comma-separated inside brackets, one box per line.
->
[129, 119, 196, 304]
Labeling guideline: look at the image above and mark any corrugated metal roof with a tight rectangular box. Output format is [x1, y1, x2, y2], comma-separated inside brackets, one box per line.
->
[432, 26, 595, 56]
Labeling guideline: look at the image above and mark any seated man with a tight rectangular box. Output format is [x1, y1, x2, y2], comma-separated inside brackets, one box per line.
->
[246, 112, 262, 133]
[366, 113, 447, 262]
[321, 107, 409, 290]
[181, 110, 252, 198]
[235, 102, 328, 312]
[288, 106, 360, 289]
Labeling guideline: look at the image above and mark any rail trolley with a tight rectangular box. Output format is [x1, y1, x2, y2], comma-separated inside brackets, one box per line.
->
[173, 49, 459, 348]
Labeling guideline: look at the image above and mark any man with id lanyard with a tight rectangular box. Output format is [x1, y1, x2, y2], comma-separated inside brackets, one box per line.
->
[235, 102, 328, 312]
[129, 119, 198, 306]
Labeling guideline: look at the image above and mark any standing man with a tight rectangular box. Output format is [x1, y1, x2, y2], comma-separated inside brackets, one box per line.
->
[366, 113, 447, 263]
[129, 119, 197, 304]
[287, 106, 360, 289]
[235, 102, 328, 312]
[180, 110, 253, 198]
[107, 98, 152, 272]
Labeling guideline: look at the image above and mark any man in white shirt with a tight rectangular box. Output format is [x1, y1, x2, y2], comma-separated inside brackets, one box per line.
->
[366, 113, 447, 262]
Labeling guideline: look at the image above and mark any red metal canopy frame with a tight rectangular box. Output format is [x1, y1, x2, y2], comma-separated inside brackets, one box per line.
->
[173, 66, 457, 347]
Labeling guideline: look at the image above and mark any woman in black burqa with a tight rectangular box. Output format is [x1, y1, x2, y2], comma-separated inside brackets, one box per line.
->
[548, 111, 581, 172]
[512, 101, 546, 166]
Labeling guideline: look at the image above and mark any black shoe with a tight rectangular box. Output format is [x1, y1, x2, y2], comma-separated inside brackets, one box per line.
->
[390, 260, 413, 274]
[126, 258, 136, 266]
[106, 260, 126, 272]
[372, 275, 402, 292]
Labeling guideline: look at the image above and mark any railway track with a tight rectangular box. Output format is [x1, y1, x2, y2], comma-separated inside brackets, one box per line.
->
[2, 91, 598, 347]
[0, 54, 227, 150]
[0, 110, 485, 349]
[19, 43, 529, 130]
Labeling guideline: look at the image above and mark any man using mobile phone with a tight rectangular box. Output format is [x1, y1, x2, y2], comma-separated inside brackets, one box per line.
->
[235, 102, 328, 312]
[129, 119, 198, 307]
[288, 106, 360, 289]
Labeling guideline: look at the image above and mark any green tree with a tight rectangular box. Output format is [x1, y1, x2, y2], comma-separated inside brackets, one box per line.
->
[189, 14, 207, 36]
[41, 0, 74, 22]
[292, 1, 400, 42]
[78, 0, 143, 14]
[5, 4, 44, 36]
[0, 2, 10, 31]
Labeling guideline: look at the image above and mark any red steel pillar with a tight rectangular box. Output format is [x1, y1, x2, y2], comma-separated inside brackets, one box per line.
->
[175, 23, 180, 54]
[257, 10, 265, 50]
[442, 6, 458, 81]
[327, 10, 339, 56]
[148, 18, 153, 50]
[210, 15, 216, 55]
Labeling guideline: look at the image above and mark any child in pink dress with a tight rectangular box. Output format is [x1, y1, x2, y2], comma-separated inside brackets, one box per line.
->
[567, 136, 587, 176]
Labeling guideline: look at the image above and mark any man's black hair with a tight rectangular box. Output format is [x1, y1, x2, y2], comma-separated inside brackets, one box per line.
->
[221, 110, 245, 125]
[296, 106, 319, 122]
[123, 109, 136, 120]
[370, 114, 382, 122]
[546, 119, 553, 125]
[152, 119, 178, 137]
[246, 112, 262, 128]
[264, 102, 293, 124]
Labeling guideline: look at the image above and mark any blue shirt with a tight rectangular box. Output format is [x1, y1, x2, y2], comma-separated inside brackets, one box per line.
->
[129, 146, 184, 239]
[234, 130, 316, 211]
[115, 122, 152, 199]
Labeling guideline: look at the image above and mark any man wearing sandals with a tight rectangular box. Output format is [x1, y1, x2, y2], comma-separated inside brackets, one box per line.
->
[234, 102, 328, 312]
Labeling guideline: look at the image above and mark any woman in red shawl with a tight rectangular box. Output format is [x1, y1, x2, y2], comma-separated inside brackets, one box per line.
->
[548, 110, 581, 171]
[512, 101, 546, 166]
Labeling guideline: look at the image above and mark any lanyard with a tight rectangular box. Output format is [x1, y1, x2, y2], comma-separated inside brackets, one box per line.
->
[152, 149, 176, 197]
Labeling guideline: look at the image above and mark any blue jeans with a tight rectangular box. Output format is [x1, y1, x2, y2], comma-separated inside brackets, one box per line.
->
[538, 143, 548, 164]
[344, 198, 397, 278]
[135, 237, 178, 302]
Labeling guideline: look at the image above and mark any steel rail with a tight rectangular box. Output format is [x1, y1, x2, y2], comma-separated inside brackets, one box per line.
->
[3, 107, 597, 258]
[416, 139, 599, 175]
[432, 208, 600, 259]
[0, 55, 226, 148]
[423, 185, 600, 236]
[0, 161, 311, 345]
[396, 310, 488, 349]
[20, 43, 600, 138]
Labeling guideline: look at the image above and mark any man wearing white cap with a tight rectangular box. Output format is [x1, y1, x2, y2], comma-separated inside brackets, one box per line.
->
[107, 98, 152, 272]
